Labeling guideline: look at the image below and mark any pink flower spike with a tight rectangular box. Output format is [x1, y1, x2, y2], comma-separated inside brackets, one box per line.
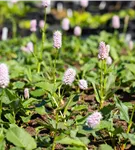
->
[24, 88, 29, 99]
[79, 79, 88, 90]
[30, 19, 37, 32]
[11, 0, 18, 3]
[112, 15, 120, 29]
[21, 42, 33, 53]
[86, 112, 102, 128]
[129, 40, 134, 50]
[63, 68, 76, 86]
[27, 42, 34, 53]
[53, 30, 62, 49]
[98, 41, 109, 60]
[0, 63, 9, 88]
[74, 26, 82, 36]
[42, 0, 51, 8]
[106, 56, 112, 65]
[80, 0, 88, 8]
[39, 20, 45, 29]
[62, 18, 70, 31]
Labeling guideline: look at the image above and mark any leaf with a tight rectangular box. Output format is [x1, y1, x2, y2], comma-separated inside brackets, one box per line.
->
[35, 82, 56, 93]
[72, 105, 88, 111]
[122, 133, 135, 145]
[105, 73, 116, 92]
[56, 136, 87, 148]
[115, 98, 129, 123]
[35, 106, 45, 115]
[6, 125, 37, 150]
[5, 113, 15, 124]
[92, 82, 100, 103]
[125, 64, 135, 75]
[10, 147, 24, 150]
[97, 121, 114, 132]
[98, 144, 113, 150]
[13, 81, 25, 89]
[22, 98, 37, 108]
[30, 89, 45, 97]
[0, 140, 5, 150]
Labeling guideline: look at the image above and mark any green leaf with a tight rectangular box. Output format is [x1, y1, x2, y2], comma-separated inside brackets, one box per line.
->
[13, 81, 25, 89]
[35, 82, 56, 93]
[56, 136, 87, 148]
[5, 113, 15, 124]
[0, 140, 5, 150]
[6, 125, 36, 150]
[105, 73, 116, 92]
[98, 144, 113, 150]
[122, 133, 135, 145]
[115, 98, 129, 123]
[35, 106, 45, 115]
[10, 147, 24, 150]
[22, 98, 37, 108]
[30, 89, 45, 97]
[125, 64, 135, 75]
[92, 82, 100, 103]
[72, 105, 88, 111]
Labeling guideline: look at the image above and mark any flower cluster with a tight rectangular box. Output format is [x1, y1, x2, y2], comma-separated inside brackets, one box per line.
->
[112, 15, 120, 29]
[78, 79, 88, 90]
[86, 112, 102, 128]
[98, 41, 112, 65]
[80, 0, 88, 8]
[62, 18, 70, 31]
[42, 0, 51, 8]
[63, 68, 76, 85]
[0, 63, 9, 88]
[129, 40, 134, 50]
[39, 20, 45, 29]
[21, 42, 34, 53]
[24, 88, 29, 99]
[74, 26, 82, 36]
[53, 31, 62, 49]
[98, 41, 109, 60]
[30, 20, 37, 32]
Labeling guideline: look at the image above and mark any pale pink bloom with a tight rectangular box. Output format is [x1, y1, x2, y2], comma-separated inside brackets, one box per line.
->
[24, 88, 29, 99]
[62, 18, 70, 31]
[11, 0, 18, 3]
[39, 20, 45, 29]
[74, 26, 82, 36]
[0, 63, 9, 88]
[53, 30, 62, 49]
[63, 68, 76, 86]
[112, 15, 120, 29]
[21, 42, 33, 53]
[106, 56, 112, 65]
[98, 41, 109, 60]
[129, 40, 134, 50]
[80, 0, 88, 8]
[42, 0, 51, 8]
[86, 112, 102, 128]
[79, 79, 88, 90]
[30, 19, 37, 32]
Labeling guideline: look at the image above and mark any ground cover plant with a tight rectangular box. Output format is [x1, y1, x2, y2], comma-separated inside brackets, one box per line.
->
[0, 0, 135, 150]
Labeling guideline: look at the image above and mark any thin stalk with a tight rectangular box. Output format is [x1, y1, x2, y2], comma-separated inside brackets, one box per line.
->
[0, 89, 4, 120]
[52, 113, 58, 150]
[42, 8, 47, 55]
[12, 18, 17, 38]
[121, 104, 135, 150]
[53, 48, 58, 83]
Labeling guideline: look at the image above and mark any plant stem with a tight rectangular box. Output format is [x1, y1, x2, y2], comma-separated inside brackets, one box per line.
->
[52, 113, 58, 150]
[100, 60, 105, 109]
[42, 8, 47, 55]
[121, 104, 135, 150]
